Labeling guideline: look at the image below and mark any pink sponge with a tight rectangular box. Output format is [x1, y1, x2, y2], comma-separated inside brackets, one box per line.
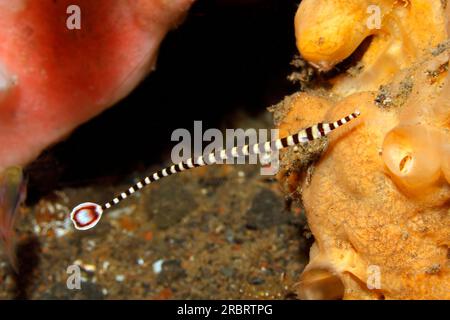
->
[0, 0, 194, 170]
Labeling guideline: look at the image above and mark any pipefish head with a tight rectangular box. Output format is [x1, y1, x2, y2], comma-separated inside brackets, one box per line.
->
[70, 202, 103, 231]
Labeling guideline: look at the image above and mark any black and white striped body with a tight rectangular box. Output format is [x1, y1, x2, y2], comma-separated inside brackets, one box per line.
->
[70, 110, 360, 230]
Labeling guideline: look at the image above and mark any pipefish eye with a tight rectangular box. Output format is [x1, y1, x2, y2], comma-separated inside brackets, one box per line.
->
[70, 202, 103, 230]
